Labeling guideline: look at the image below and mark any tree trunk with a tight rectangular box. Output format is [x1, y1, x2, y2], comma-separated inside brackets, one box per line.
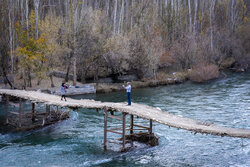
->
[28, 68, 32, 87]
[34, 0, 40, 40]
[22, 70, 26, 89]
[118, 0, 124, 34]
[165, 0, 168, 30]
[200, 0, 205, 32]
[26, 0, 29, 32]
[2, 69, 15, 89]
[37, 79, 42, 85]
[94, 65, 99, 82]
[21, 0, 24, 29]
[73, 55, 77, 86]
[231, 0, 235, 31]
[188, 0, 192, 32]
[8, 4, 14, 74]
[65, 59, 71, 82]
[113, 0, 118, 34]
[171, 0, 173, 18]
[49, 74, 55, 87]
[210, 0, 215, 51]
[73, 4, 79, 86]
[125, 0, 129, 32]
[193, 0, 198, 33]
[130, 0, 134, 30]
[106, 0, 109, 16]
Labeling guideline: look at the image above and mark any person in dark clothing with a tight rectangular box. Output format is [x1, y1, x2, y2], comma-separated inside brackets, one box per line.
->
[60, 83, 67, 101]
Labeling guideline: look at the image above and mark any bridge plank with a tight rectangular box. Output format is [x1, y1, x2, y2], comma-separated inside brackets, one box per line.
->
[0, 89, 250, 139]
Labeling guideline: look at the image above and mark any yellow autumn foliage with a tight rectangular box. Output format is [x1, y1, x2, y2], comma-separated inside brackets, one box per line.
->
[16, 35, 48, 81]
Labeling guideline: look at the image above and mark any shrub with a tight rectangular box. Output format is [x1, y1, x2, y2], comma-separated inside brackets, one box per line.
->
[169, 34, 196, 70]
[155, 72, 169, 81]
[128, 27, 163, 79]
[189, 64, 219, 83]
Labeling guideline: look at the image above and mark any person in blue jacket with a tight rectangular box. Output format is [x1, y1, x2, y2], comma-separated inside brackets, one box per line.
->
[123, 82, 131, 105]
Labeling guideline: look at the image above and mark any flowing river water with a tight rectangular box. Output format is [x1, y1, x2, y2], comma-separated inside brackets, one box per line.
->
[0, 72, 249, 167]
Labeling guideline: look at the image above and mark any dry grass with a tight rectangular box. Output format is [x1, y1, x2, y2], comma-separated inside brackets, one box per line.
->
[189, 64, 219, 82]
[173, 72, 189, 81]
[155, 72, 171, 81]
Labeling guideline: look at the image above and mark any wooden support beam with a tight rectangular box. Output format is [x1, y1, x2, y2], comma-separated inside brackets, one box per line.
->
[126, 128, 148, 131]
[122, 113, 126, 151]
[107, 114, 122, 121]
[130, 115, 134, 134]
[18, 98, 22, 128]
[130, 114, 134, 147]
[107, 130, 123, 135]
[9, 112, 20, 115]
[108, 140, 123, 145]
[9, 101, 19, 108]
[5, 95, 9, 124]
[104, 109, 108, 150]
[107, 127, 147, 133]
[109, 126, 130, 131]
[149, 119, 153, 134]
[44, 105, 50, 125]
[133, 124, 150, 130]
[46, 105, 50, 115]
[32, 103, 35, 122]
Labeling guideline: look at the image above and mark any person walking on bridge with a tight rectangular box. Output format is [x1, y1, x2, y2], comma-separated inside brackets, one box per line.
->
[123, 82, 131, 105]
[60, 83, 67, 101]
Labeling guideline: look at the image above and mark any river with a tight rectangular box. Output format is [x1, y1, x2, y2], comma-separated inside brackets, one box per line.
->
[0, 72, 249, 167]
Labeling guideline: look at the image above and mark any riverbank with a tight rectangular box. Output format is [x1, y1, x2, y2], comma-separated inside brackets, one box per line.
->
[96, 71, 188, 93]
[94, 69, 247, 93]
[1, 69, 246, 95]
[0, 71, 188, 94]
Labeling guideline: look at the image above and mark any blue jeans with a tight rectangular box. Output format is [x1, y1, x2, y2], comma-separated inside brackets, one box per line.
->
[127, 92, 131, 105]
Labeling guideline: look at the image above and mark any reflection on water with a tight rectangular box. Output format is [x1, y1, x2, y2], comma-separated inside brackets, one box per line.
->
[0, 72, 249, 167]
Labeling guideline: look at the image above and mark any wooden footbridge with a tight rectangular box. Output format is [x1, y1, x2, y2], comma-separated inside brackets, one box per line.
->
[0, 89, 249, 151]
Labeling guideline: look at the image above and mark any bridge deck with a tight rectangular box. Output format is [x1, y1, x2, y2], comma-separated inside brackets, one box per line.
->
[0, 89, 249, 139]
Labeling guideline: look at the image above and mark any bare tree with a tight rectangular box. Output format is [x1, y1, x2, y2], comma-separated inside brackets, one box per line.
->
[34, 0, 40, 40]
[113, 0, 118, 34]
[188, 0, 192, 32]
[210, 0, 216, 51]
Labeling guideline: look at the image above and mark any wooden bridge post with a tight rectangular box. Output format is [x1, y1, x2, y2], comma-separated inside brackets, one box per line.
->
[104, 108, 108, 150]
[46, 105, 50, 114]
[122, 113, 126, 151]
[45, 105, 50, 124]
[5, 95, 9, 124]
[130, 114, 134, 147]
[19, 98, 22, 128]
[130, 115, 134, 134]
[32, 103, 35, 122]
[149, 119, 153, 134]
